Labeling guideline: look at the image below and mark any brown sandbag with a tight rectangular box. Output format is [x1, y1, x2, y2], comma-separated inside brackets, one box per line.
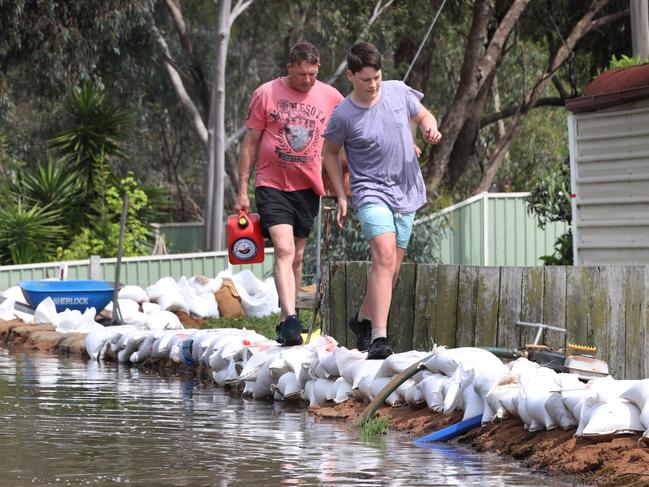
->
[215, 279, 245, 318]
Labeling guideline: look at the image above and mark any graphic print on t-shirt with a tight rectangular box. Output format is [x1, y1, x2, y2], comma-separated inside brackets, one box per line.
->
[272, 99, 326, 163]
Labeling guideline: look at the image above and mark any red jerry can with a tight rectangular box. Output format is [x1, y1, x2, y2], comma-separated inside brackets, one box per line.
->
[227, 211, 265, 265]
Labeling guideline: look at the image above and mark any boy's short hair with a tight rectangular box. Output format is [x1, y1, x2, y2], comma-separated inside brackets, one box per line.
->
[347, 42, 382, 74]
[288, 42, 320, 65]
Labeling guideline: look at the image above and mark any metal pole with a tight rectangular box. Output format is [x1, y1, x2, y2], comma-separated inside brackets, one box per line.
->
[112, 193, 128, 325]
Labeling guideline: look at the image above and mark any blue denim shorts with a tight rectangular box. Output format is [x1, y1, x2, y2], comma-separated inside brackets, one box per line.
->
[355, 203, 416, 249]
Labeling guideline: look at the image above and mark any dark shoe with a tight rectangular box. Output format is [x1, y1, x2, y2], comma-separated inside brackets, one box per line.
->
[367, 337, 393, 360]
[276, 315, 303, 347]
[348, 312, 372, 352]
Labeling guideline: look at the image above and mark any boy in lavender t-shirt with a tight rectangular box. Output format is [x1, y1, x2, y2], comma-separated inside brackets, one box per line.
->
[323, 42, 442, 359]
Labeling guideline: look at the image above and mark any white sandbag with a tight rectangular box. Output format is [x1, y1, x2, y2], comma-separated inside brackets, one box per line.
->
[576, 394, 644, 437]
[230, 270, 278, 317]
[241, 380, 255, 398]
[519, 367, 559, 431]
[84, 328, 114, 360]
[273, 372, 301, 400]
[589, 376, 640, 398]
[56, 307, 103, 333]
[33, 297, 60, 326]
[157, 291, 189, 314]
[317, 349, 339, 378]
[462, 383, 484, 421]
[130, 333, 163, 363]
[268, 346, 316, 381]
[621, 379, 649, 428]
[0, 297, 16, 321]
[485, 383, 521, 420]
[3, 285, 30, 304]
[212, 368, 228, 386]
[239, 348, 282, 382]
[473, 364, 509, 423]
[374, 351, 429, 379]
[303, 378, 336, 406]
[419, 373, 448, 412]
[118, 285, 149, 303]
[188, 293, 220, 318]
[332, 377, 353, 404]
[443, 363, 475, 414]
[250, 360, 275, 399]
[116, 332, 150, 363]
[561, 388, 591, 422]
[341, 359, 383, 389]
[151, 331, 189, 359]
[424, 347, 502, 376]
[145, 310, 184, 331]
[222, 358, 242, 386]
[334, 347, 366, 375]
[405, 383, 425, 407]
[545, 393, 578, 430]
[188, 275, 222, 295]
[145, 277, 179, 302]
[142, 302, 162, 314]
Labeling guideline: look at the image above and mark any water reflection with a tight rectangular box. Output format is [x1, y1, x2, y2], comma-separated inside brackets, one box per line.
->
[0, 348, 571, 486]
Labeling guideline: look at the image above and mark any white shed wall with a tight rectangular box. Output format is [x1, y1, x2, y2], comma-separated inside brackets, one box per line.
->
[569, 98, 649, 265]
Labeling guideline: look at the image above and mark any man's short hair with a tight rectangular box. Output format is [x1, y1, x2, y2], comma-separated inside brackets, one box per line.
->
[288, 42, 320, 65]
[347, 42, 382, 74]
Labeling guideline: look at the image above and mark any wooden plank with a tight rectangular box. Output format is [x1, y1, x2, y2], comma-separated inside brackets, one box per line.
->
[329, 261, 347, 346]
[520, 267, 544, 347]
[456, 266, 478, 347]
[565, 266, 592, 349]
[589, 266, 610, 367]
[412, 264, 438, 351]
[388, 262, 416, 353]
[434, 265, 459, 348]
[497, 267, 523, 348]
[606, 266, 626, 380]
[321, 262, 331, 336]
[475, 266, 501, 347]
[296, 291, 318, 310]
[543, 266, 567, 351]
[624, 266, 644, 379]
[345, 261, 369, 348]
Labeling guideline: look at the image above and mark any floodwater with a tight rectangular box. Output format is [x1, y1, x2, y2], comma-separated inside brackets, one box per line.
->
[0, 348, 574, 487]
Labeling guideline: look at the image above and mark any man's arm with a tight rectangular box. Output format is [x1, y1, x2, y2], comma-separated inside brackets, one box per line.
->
[413, 107, 442, 145]
[235, 128, 263, 212]
[322, 139, 347, 228]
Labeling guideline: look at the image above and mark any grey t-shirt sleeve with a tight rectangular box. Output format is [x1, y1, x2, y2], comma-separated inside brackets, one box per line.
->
[400, 81, 424, 118]
[324, 104, 347, 146]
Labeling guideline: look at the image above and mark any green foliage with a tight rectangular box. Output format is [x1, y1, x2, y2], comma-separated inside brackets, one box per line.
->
[11, 158, 84, 230]
[539, 230, 573, 265]
[49, 83, 131, 195]
[0, 201, 66, 264]
[57, 172, 152, 260]
[609, 54, 649, 69]
[357, 415, 389, 441]
[526, 164, 572, 265]
[525, 163, 571, 230]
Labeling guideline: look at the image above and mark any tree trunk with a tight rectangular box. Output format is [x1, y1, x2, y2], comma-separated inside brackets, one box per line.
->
[445, 69, 497, 190]
[473, 0, 612, 194]
[205, 0, 231, 251]
[425, 0, 530, 193]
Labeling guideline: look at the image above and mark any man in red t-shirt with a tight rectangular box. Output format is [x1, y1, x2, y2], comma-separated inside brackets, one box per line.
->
[235, 42, 343, 346]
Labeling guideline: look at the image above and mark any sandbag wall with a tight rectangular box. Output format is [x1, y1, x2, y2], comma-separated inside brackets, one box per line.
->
[322, 262, 649, 380]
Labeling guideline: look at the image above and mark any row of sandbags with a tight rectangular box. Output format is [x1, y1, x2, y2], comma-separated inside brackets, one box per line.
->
[0, 270, 280, 331]
[72, 323, 649, 442]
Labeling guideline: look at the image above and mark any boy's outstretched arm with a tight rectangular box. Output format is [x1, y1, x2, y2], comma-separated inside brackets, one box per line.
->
[322, 140, 348, 229]
[413, 107, 442, 145]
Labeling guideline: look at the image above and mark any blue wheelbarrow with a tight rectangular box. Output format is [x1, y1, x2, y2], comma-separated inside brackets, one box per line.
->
[18, 280, 115, 314]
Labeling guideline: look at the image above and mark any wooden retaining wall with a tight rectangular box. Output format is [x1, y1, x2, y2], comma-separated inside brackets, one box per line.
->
[321, 262, 649, 380]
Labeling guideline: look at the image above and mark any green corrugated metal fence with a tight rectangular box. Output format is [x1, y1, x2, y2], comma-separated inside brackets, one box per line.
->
[416, 192, 568, 266]
[0, 250, 275, 290]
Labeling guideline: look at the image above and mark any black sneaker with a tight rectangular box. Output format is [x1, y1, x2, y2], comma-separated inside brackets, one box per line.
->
[367, 337, 393, 360]
[276, 315, 303, 347]
[348, 312, 372, 352]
